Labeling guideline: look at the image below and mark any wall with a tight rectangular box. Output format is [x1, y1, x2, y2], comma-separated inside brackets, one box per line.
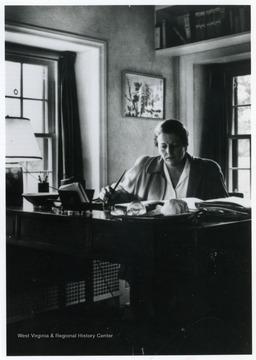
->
[5, 5, 176, 186]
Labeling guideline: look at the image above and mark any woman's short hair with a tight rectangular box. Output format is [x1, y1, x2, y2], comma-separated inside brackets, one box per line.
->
[154, 119, 189, 147]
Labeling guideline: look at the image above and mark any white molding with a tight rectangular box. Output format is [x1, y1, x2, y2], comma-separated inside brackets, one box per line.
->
[156, 32, 251, 58]
[5, 23, 106, 51]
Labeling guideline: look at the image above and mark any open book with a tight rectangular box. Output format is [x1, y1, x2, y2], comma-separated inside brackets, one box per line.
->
[58, 182, 89, 209]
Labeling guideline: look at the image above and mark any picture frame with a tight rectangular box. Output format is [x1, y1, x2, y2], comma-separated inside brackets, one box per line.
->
[123, 71, 165, 119]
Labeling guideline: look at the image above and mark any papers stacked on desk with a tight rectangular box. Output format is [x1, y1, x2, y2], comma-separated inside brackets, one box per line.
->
[194, 196, 251, 219]
[195, 196, 250, 211]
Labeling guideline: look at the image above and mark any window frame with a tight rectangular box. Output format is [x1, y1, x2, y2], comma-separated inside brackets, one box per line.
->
[5, 43, 59, 191]
[224, 62, 251, 197]
[5, 24, 107, 193]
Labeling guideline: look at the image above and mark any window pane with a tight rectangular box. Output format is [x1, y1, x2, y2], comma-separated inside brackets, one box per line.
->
[237, 106, 251, 134]
[238, 170, 250, 199]
[238, 139, 250, 167]
[23, 64, 48, 99]
[236, 75, 251, 105]
[24, 137, 53, 192]
[26, 137, 52, 173]
[229, 138, 250, 168]
[228, 169, 250, 199]
[5, 50, 57, 193]
[5, 98, 21, 117]
[37, 137, 52, 172]
[5, 61, 21, 97]
[228, 169, 234, 192]
[23, 100, 48, 133]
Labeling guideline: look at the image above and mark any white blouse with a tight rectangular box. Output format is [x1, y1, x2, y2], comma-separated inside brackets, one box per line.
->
[163, 157, 191, 199]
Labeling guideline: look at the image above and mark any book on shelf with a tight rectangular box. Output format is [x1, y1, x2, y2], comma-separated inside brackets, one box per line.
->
[160, 19, 187, 49]
[155, 5, 250, 50]
[200, 11, 206, 40]
[228, 8, 234, 34]
[161, 19, 167, 48]
[214, 7, 221, 37]
[183, 13, 192, 42]
[233, 7, 241, 33]
[195, 11, 201, 40]
[220, 7, 228, 35]
[155, 25, 161, 49]
[206, 8, 216, 39]
[227, 6, 250, 35]
[177, 14, 192, 42]
[195, 11, 206, 41]
[172, 25, 187, 44]
[244, 6, 251, 32]
[239, 7, 246, 32]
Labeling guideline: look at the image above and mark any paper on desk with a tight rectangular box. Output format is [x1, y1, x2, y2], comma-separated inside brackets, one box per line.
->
[114, 196, 251, 215]
[115, 198, 201, 210]
[181, 197, 203, 211]
[195, 196, 251, 212]
[114, 198, 201, 214]
[201, 196, 250, 207]
[114, 200, 164, 210]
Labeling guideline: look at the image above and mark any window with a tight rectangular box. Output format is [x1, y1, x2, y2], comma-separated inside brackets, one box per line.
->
[5, 45, 58, 192]
[6, 24, 107, 194]
[226, 67, 251, 198]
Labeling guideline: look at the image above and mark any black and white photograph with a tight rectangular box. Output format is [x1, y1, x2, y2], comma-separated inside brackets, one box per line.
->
[2, 1, 254, 359]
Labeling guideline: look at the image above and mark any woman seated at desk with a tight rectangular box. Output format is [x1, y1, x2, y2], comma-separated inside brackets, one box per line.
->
[99, 119, 229, 322]
[99, 119, 228, 205]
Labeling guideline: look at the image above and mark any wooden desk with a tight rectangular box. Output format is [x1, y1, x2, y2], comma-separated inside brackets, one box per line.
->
[91, 212, 251, 327]
[6, 206, 251, 337]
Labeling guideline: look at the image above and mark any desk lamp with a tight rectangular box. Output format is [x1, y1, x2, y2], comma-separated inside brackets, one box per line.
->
[5, 116, 42, 205]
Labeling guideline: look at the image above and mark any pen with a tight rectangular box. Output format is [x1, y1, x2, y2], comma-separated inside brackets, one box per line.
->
[92, 170, 126, 202]
[104, 170, 126, 206]
[38, 175, 42, 183]
[112, 170, 126, 192]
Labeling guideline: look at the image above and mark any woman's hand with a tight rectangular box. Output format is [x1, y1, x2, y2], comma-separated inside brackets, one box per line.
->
[99, 186, 118, 205]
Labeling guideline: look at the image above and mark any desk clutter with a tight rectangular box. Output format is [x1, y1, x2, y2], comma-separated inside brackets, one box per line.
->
[22, 174, 251, 221]
[22, 188, 251, 221]
[22, 177, 99, 214]
[110, 196, 251, 221]
[22, 192, 59, 210]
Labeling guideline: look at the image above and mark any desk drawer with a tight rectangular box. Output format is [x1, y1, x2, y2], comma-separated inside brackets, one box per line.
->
[6, 214, 16, 241]
[18, 215, 89, 254]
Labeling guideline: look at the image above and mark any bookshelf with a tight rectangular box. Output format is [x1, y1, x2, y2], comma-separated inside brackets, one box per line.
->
[155, 5, 251, 56]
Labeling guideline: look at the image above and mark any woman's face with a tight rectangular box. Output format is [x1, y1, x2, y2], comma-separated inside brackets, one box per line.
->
[157, 132, 187, 167]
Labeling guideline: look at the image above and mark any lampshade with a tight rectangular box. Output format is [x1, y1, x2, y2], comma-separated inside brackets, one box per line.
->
[5, 116, 42, 163]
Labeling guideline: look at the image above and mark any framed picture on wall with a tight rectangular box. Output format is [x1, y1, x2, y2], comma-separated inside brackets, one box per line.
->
[123, 72, 165, 119]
